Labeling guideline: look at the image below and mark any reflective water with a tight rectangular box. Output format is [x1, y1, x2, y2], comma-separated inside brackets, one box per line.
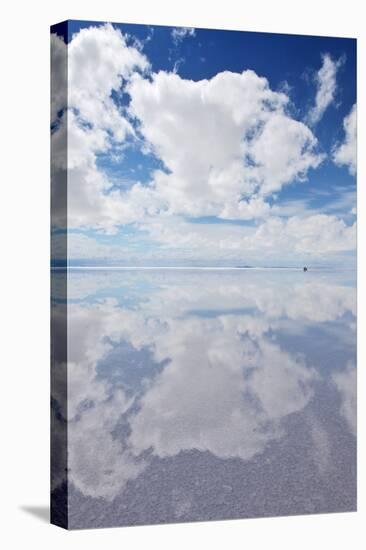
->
[51, 269, 356, 528]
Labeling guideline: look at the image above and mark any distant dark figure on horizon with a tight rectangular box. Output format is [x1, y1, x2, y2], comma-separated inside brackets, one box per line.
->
[303, 266, 308, 272]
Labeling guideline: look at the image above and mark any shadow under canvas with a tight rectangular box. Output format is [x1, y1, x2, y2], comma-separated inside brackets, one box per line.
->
[20, 506, 50, 523]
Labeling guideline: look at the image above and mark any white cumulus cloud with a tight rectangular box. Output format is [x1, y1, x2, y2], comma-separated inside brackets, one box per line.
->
[68, 23, 149, 140]
[128, 70, 323, 219]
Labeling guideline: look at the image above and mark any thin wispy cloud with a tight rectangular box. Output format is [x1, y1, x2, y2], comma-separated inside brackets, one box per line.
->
[171, 26, 196, 44]
[307, 53, 344, 125]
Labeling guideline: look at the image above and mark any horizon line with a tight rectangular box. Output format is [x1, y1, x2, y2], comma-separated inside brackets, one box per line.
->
[50, 265, 355, 271]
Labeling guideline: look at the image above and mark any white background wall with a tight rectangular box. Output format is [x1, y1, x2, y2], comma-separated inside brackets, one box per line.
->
[1, 0, 364, 548]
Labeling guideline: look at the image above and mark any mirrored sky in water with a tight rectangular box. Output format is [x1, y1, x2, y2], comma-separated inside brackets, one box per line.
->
[51, 269, 356, 528]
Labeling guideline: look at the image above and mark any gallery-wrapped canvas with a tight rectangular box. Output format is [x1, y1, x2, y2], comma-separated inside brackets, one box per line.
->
[51, 20, 357, 529]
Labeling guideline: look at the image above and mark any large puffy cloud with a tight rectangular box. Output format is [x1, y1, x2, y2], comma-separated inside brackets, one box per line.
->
[51, 25, 151, 233]
[333, 104, 357, 175]
[51, 23, 149, 136]
[307, 53, 342, 125]
[68, 23, 149, 140]
[128, 70, 323, 218]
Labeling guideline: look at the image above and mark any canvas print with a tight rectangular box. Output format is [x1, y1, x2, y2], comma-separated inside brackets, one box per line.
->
[50, 20, 357, 529]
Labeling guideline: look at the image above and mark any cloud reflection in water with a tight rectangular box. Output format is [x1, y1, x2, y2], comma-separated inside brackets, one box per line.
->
[51, 269, 356, 526]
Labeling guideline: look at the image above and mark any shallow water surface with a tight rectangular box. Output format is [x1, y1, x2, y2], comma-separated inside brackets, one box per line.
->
[51, 269, 356, 528]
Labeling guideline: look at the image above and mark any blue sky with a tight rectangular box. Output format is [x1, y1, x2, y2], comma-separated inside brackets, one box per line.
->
[51, 21, 356, 266]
